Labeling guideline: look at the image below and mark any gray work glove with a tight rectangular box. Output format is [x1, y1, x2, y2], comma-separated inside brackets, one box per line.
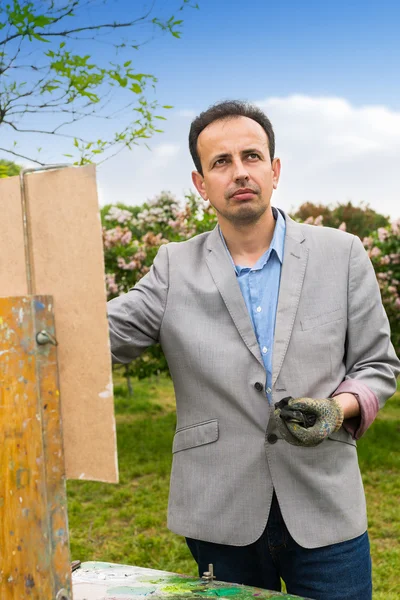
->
[274, 396, 344, 447]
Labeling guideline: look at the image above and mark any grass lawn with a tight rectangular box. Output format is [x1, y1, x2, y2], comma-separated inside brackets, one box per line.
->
[68, 376, 400, 599]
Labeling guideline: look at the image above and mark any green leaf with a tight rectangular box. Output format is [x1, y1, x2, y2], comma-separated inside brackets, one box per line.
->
[127, 73, 145, 82]
[130, 83, 142, 94]
[33, 15, 55, 28]
[41, 84, 59, 93]
[32, 33, 50, 42]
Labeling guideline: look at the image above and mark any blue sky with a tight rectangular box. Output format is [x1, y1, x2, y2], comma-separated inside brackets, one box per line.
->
[133, 0, 400, 111]
[1, 0, 400, 217]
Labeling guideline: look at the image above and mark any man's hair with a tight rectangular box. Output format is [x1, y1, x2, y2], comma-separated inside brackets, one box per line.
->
[189, 100, 275, 175]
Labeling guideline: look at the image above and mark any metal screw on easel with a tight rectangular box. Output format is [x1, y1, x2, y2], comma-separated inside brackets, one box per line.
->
[36, 329, 58, 346]
[202, 564, 216, 583]
[56, 589, 70, 600]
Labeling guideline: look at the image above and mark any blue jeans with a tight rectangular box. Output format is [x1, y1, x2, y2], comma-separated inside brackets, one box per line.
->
[186, 493, 372, 600]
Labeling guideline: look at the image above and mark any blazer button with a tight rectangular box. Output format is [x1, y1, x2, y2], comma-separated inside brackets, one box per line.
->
[254, 382, 264, 392]
[267, 433, 278, 444]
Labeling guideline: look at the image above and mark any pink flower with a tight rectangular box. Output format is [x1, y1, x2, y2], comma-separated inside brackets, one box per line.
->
[391, 219, 400, 235]
[380, 255, 390, 265]
[363, 237, 373, 249]
[390, 254, 400, 264]
[395, 298, 400, 309]
[377, 227, 389, 242]
[304, 216, 314, 224]
[314, 215, 324, 226]
[117, 256, 138, 271]
[105, 206, 133, 224]
[126, 260, 137, 271]
[338, 222, 347, 231]
[135, 250, 147, 262]
[369, 247, 381, 258]
[103, 226, 129, 249]
[105, 273, 118, 296]
[120, 230, 132, 245]
[388, 286, 397, 294]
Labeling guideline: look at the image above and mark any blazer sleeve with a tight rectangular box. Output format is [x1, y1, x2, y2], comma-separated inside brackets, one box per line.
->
[338, 235, 400, 412]
[107, 243, 169, 364]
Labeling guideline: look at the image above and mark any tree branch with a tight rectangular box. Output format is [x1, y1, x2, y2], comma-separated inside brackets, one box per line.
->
[0, 2, 155, 46]
[3, 120, 92, 143]
[0, 147, 45, 165]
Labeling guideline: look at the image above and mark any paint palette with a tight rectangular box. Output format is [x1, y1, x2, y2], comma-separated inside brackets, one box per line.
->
[72, 562, 311, 600]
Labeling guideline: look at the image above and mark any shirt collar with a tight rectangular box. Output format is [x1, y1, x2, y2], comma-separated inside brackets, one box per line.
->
[218, 206, 286, 268]
[269, 207, 285, 264]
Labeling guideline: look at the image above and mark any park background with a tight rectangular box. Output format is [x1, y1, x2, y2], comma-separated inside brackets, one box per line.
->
[0, 1, 399, 598]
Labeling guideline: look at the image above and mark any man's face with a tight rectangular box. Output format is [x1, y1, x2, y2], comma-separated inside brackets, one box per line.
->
[192, 116, 281, 227]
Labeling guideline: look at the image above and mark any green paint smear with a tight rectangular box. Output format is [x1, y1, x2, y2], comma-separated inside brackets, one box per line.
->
[161, 585, 203, 594]
[159, 587, 303, 600]
[153, 576, 197, 584]
[107, 586, 156, 595]
[204, 587, 242, 596]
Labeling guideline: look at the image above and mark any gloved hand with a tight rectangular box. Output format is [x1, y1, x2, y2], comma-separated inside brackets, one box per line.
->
[274, 396, 344, 447]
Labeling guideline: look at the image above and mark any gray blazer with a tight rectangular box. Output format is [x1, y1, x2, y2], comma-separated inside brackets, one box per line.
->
[107, 210, 400, 548]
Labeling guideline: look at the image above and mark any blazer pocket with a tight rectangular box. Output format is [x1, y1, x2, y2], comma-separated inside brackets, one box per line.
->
[301, 307, 344, 331]
[173, 419, 219, 453]
[328, 428, 356, 447]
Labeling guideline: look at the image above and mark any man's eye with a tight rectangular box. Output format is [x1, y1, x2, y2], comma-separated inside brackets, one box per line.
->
[214, 158, 227, 166]
[247, 153, 260, 160]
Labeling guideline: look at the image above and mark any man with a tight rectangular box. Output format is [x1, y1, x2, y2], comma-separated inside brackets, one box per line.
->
[107, 101, 400, 600]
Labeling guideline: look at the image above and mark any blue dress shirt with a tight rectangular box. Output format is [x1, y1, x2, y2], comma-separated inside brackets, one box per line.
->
[219, 208, 286, 404]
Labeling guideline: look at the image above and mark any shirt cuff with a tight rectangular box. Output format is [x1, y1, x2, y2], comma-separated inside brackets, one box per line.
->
[332, 380, 380, 440]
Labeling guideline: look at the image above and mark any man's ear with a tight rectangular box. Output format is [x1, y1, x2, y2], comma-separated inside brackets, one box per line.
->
[192, 171, 208, 201]
[272, 158, 281, 190]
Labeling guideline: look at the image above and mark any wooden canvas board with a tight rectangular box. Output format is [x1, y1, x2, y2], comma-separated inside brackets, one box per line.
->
[0, 165, 118, 483]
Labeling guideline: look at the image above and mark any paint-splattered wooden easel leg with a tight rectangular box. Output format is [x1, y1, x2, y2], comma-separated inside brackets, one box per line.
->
[0, 296, 71, 600]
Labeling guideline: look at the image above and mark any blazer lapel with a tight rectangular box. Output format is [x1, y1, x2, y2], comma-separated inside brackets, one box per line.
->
[272, 215, 308, 387]
[205, 227, 264, 367]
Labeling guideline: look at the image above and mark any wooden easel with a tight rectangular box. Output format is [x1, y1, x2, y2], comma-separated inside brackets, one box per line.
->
[0, 167, 72, 599]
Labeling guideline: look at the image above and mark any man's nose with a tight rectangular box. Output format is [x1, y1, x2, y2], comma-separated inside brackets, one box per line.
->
[232, 159, 250, 182]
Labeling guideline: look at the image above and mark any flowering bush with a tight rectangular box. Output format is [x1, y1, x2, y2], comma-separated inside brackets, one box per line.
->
[102, 192, 217, 298]
[103, 196, 399, 386]
[362, 220, 400, 354]
[291, 201, 389, 239]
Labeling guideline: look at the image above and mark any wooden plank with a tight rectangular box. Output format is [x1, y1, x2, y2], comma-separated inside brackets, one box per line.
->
[0, 167, 118, 483]
[0, 176, 27, 296]
[0, 296, 71, 599]
[72, 563, 311, 599]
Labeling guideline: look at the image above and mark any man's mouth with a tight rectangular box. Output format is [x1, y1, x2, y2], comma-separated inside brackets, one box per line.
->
[231, 188, 257, 201]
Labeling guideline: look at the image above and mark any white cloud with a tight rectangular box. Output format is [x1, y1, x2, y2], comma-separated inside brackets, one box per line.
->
[153, 143, 180, 158]
[97, 95, 400, 219]
[256, 95, 400, 218]
[175, 109, 196, 118]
